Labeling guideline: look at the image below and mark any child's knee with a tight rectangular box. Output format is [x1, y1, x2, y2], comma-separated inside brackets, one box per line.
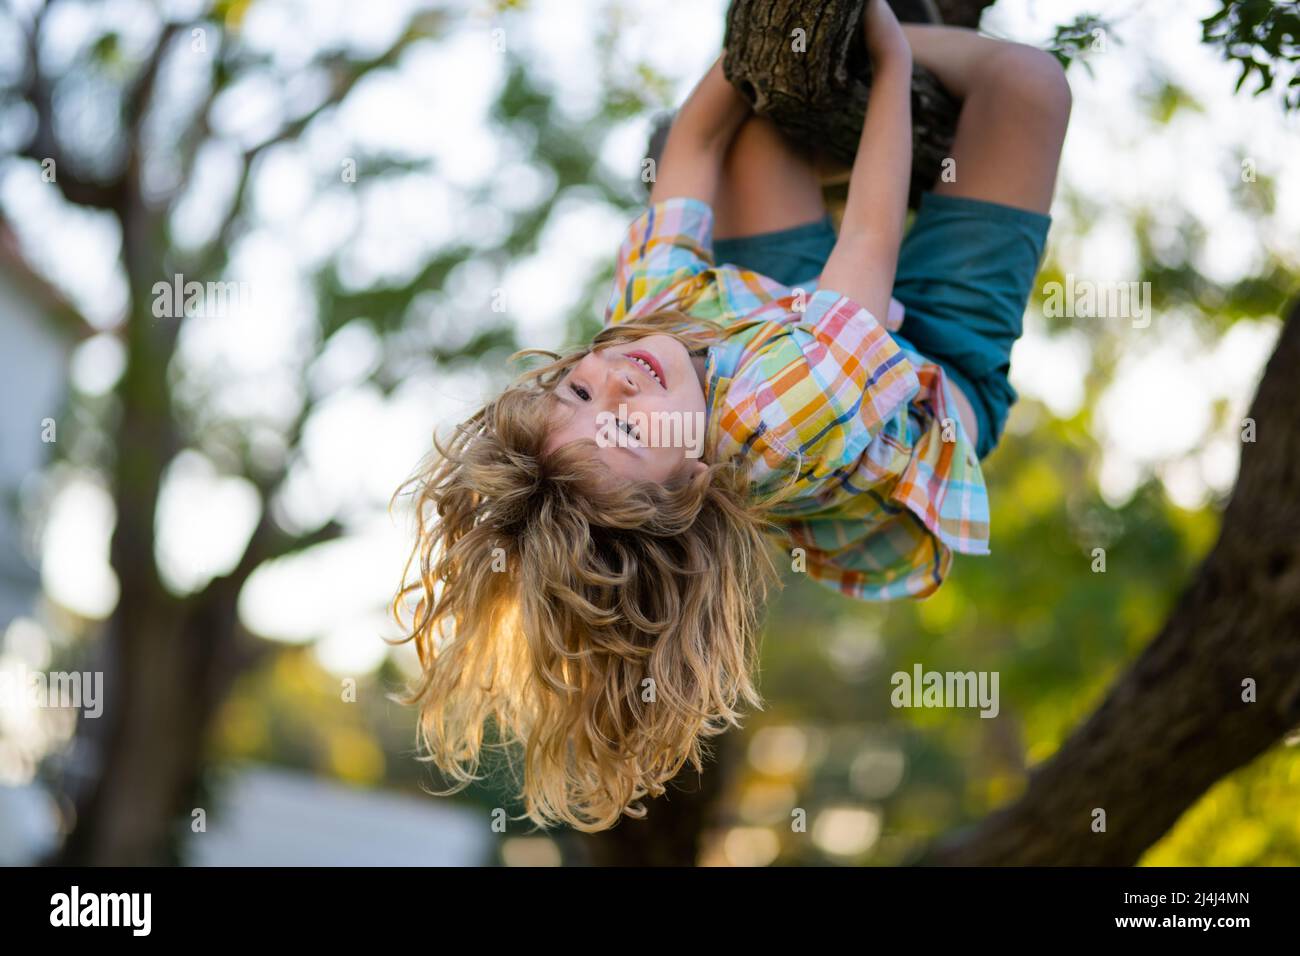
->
[976, 44, 1073, 130]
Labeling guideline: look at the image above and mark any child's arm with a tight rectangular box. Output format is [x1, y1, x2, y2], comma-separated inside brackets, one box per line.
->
[819, 0, 913, 324]
[648, 54, 751, 208]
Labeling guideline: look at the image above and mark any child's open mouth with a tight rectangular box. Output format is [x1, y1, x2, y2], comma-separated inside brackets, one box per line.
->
[626, 350, 667, 389]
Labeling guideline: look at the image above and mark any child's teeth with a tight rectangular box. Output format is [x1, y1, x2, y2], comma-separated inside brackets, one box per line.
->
[632, 357, 659, 383]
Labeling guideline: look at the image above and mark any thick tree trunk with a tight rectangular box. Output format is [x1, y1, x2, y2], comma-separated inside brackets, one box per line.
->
[562, 732, 745, 866]
[52, 195, 266, 865]
[921, 300, 1300, 866]
[56, 570, 265, 865]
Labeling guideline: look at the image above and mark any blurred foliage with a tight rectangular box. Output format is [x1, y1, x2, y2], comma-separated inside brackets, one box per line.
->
[1047, 13, 1114, 74]
[1203, 0, 1300, 110]
[1144, 745, 1300, 865]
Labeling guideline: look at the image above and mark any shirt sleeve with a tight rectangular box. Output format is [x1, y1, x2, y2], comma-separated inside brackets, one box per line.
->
[714, 289, 920, 483]
[605, 197, 715, 326]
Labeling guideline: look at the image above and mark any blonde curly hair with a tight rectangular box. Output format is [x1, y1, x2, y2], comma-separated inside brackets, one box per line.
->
[390, 309, 783, 832]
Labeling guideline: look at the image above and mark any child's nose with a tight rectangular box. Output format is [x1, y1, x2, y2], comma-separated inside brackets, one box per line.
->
[598, 351, 639, 395]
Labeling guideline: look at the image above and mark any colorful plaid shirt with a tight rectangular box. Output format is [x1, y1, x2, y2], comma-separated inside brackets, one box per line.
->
[604, 197, 989, 600]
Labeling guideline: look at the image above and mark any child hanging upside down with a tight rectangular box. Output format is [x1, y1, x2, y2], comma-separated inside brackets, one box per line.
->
[394, 0, 1071, 832]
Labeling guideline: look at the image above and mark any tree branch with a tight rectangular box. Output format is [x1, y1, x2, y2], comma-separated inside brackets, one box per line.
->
[921, 299, 1300, 865]
[193, 30, 431, 278]
[721, 0, 997, 207]
[18, 0, 125, 210]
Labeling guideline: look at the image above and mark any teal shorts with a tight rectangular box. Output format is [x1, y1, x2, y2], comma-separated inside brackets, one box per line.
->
[712, 191, 1051, 458]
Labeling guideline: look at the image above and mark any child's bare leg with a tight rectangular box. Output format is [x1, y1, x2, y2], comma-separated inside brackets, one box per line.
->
[902, 24, 1071, 213]
[894, 25, 1068, 453]
[713, 114, 828, 240]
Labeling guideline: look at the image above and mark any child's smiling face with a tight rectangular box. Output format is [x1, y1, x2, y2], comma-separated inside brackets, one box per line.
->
[544, 334, 709, 484]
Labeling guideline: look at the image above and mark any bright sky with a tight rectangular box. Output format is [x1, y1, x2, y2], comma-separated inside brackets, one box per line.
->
[8, 0, 1299, 691]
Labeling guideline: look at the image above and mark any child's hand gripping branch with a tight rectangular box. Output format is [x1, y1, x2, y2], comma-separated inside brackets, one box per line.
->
[394, 1, 1070, 834]
[820, 0, 913, 325]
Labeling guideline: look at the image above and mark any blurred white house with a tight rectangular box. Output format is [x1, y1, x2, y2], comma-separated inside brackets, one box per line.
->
[185, 763, 493, 866]
[0, 222, 88, 630]
[0, 222, 91, 864]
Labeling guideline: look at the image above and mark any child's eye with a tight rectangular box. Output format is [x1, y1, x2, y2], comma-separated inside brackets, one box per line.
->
[619, 419, 640, 441]
[570, 383, 590, 401]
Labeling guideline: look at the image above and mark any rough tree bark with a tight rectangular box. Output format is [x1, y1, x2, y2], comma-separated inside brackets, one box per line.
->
[722, 0, 996, 207]
[921, 300, 1300, 866]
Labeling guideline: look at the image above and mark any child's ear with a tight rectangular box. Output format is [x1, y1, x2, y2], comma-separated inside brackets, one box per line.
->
[689, 459, 708, 478]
